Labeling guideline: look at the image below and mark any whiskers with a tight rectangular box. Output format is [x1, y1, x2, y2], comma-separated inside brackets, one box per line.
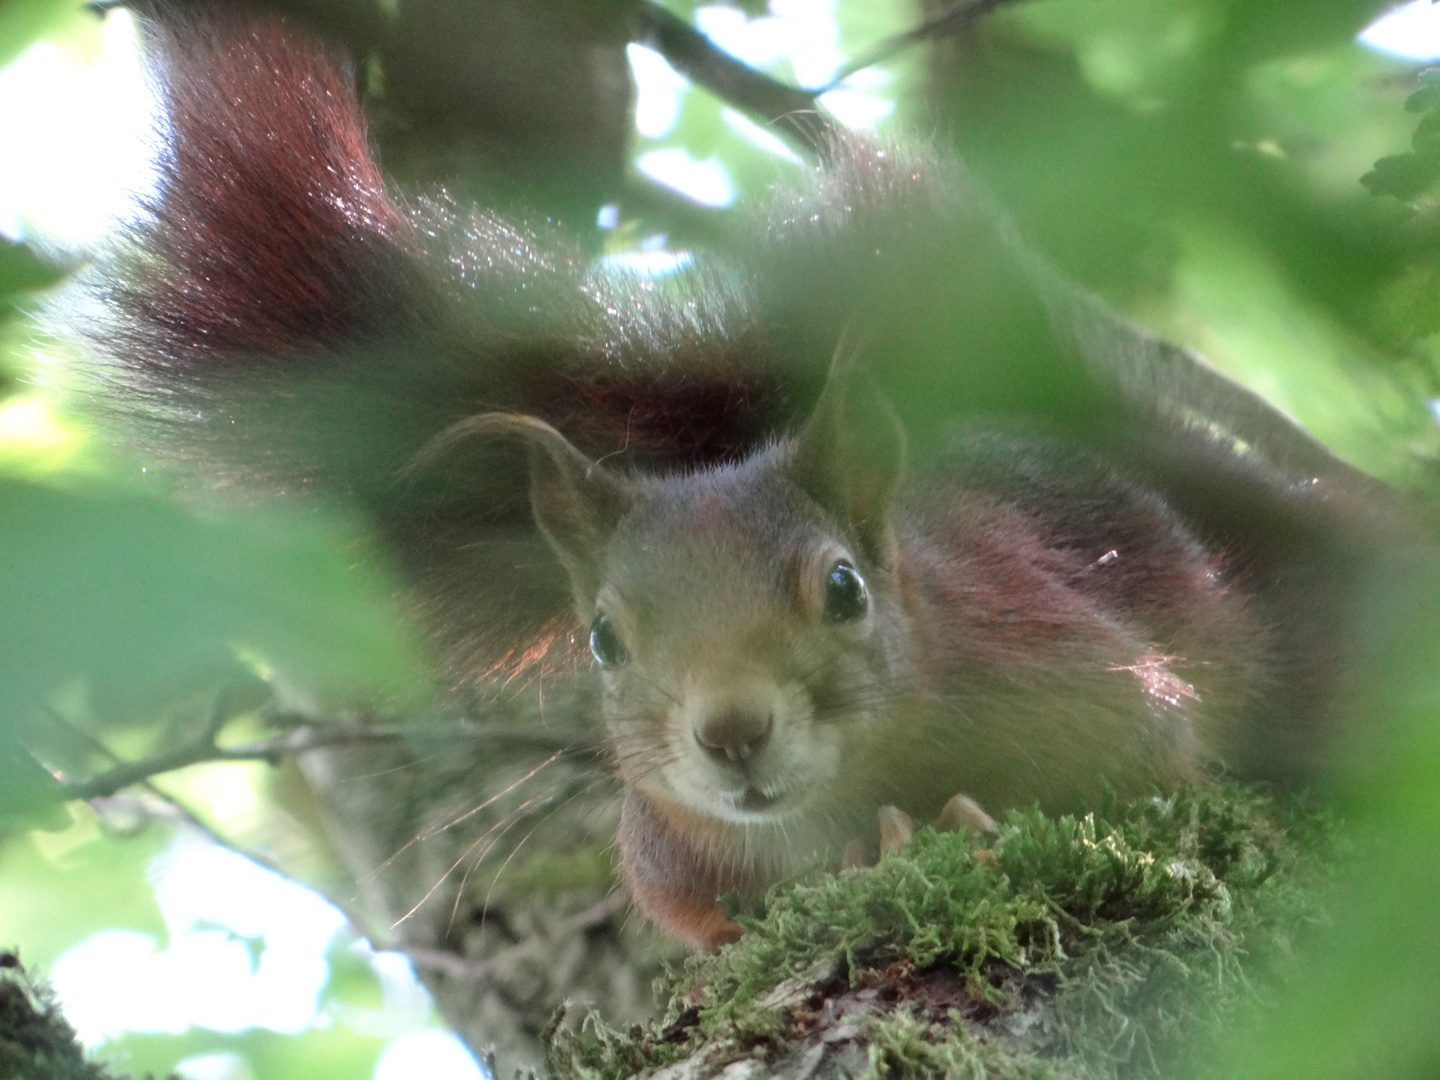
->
[394, 760, 621, 935]
[400, 782, 557, 930]
[369, 665, 695, 940]
[444, 770, 611, 935]
[806, 672, 914, 729]
[604, 725, 685, 790]
[356, 712, 619, 936]
[786, 639, 914, 730]
[378, 747, 571, 878]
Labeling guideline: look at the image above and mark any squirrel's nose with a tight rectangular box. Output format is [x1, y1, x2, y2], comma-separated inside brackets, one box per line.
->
[696, 710, 773, 763]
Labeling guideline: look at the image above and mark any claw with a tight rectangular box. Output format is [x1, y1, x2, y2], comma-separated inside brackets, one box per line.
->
[934, 793, 998, 837]
[877, 805, 914, 856]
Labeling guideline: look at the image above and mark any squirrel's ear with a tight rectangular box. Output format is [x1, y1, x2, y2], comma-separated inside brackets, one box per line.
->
[411, 413, 632, 605]
[789, 329, 905, 567]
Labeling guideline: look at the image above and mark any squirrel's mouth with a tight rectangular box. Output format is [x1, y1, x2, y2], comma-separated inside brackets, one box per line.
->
[738, 786, 778, 813]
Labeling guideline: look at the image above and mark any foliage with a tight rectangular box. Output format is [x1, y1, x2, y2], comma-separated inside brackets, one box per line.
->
[547, 784, 1339, 1080]
[1362, 68, 1440, 203]
[1203, 548, 1440, 1080]
[0, 477, 433, 839]
[2, 0, 1440, 1078]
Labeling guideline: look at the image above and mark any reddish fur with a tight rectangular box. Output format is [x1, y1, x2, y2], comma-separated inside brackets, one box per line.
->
[610, 485, 1264, 946]
[535, 371, 784, 467]
[617, 790, 743, 951]
[130, 9, 415, 354]
[470, 616, 588, 688]
[96, 7, 803, 693]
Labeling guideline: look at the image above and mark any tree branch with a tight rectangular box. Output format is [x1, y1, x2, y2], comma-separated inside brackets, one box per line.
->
[51, 707, 392, 942]
[635, 2, 825, 148]
[61, 723, 403, 801]
[821, 0, 1019, 90]
[61, 711, 596, 803]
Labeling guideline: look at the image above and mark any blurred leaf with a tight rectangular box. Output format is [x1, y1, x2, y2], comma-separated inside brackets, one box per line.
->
[323, 940, 387, 1015]
[0, 805, 171, 963]
[0, 738, 68, 831]
[0, 479, 432, 814]
[999, 0, 1230, 106]
[1150, 223, 1439, 481]
[1371, 260, 1440, 342]
[0, 238, 64, 301]
[1207, 552, 1440, 1079]
[0, 0, 84, 70]
[1, 242, 68, 399]
[111, 1025, 387, 1080]
[1362, 68, 1440, 201]
[1249, 46, 1416, 207]
[1360, 147, 1438, 201]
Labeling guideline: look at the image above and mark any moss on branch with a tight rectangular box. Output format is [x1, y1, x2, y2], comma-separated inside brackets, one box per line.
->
[545, 784, 1338, 1080]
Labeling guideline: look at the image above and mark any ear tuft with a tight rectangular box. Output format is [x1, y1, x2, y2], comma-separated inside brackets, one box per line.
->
[411, 412, 632, 607]
[790, 328, 905, 566]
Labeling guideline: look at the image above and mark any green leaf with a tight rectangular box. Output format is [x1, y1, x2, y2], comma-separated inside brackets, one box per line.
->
[1209, 558, 1440, 1080]
[0, 0, 85, 72]
[0, 738, 68, 831]
[0, 479, 433, 815]
[1361, 151, 1440, 201]
[0, 239, 64, 301]
[0, 809, 171, 964]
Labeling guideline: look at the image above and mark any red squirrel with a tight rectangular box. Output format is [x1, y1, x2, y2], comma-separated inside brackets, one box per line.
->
[65, 5, 1400, 950]
[421, 352, 1273, 948]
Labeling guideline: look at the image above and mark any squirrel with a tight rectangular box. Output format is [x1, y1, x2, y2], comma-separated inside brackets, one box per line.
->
[425, 347, 1275, 949]
[61, 4, 1406, 950]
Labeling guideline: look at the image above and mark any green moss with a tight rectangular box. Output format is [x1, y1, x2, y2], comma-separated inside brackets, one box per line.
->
[860, 1006, 1062, 1080]
[546, 784, 1339, 1080]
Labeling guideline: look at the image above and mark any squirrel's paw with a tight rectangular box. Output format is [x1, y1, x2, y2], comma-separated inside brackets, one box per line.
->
[934, 793, 998, 838]
[874, 796, 997, 860]
[877, 805, 915, 856]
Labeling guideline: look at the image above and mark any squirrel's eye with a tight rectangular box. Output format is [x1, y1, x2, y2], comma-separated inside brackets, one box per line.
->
[589, 613, 629, 668]
[823, 560, 868, 622]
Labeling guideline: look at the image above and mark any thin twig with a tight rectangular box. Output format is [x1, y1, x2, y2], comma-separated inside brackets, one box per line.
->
[821, 0, 1017, 91]
[48, 708, 385, 942]
[62, 723, 412, 801]
[62, 715, 595, 802]
[635, 2, 823, 148]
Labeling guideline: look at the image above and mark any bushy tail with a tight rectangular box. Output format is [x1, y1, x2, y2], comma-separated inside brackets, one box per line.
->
[121, 5, 419, 356]
[62, 5, 1404, 722]
[64, 4, 792, 690]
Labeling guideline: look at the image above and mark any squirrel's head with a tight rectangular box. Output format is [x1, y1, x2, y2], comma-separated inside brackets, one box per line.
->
[422, 340, 911, 827]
